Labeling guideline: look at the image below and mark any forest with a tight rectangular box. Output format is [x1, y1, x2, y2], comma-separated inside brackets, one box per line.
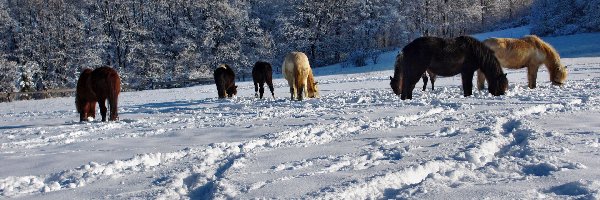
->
[0, 0, 598, 95]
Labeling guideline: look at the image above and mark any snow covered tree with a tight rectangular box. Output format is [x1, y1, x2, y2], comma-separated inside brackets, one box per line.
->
[0, 0, 538, 93]
[0, 59, 18, 93]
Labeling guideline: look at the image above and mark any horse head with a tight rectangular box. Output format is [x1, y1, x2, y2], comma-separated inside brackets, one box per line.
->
[489, 73, 508, 96]
[227, 85, 238, 97]
[551, 64, 568, 86]
[308, 81, 319, 98]
[389, 76, 401, 96]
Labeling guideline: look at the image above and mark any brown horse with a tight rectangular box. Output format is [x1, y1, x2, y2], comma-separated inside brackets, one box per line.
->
[252, 61, 275, 99]
[76, 66, 121, 122]
[214, 64, 237, 98]
[396, 36, 508, 100]
[478, 35, 567, 89]
[282, 52, 319, 101]
[390, 53, 436, 96]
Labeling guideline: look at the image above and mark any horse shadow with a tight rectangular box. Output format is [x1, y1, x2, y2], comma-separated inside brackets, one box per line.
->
[123, 98, 237, 114]
[0, 125, 33, 130]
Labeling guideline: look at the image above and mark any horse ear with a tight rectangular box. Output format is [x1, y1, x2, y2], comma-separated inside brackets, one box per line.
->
[503, 73, 507, 77]
[390, 76, 393, 80]
[315, 82, 319, 85]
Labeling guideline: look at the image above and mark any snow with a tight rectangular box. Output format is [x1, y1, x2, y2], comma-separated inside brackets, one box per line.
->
[1, 28, 600, 199]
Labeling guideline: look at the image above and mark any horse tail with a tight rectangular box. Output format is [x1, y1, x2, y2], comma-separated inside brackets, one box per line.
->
[293, 56, 304, 99]
[393, 53, 403, 79]
[521, 35, 567, 84]
[107, 70, 120, 120]
[265, 63, 275, 96]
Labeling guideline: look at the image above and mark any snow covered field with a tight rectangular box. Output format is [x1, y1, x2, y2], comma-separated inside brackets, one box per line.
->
[1, 29, 600, 199]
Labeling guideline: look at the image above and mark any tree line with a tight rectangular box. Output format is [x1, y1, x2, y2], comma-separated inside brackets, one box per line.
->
[1, 0, 537, 95]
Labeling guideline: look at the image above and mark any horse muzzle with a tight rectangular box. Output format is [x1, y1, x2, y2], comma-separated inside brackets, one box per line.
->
[551, 81, 564, 86]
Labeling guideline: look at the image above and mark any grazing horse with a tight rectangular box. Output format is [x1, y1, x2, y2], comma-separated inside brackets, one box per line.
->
[214, 64, 237, 98]
[397, 36, 508, 100]
[282, 52, 319, 101]
[252, 61, 275, 99]
[76, 66, 121, 122]
[390, 53, 436, 96]
[477, 35, 568, 89]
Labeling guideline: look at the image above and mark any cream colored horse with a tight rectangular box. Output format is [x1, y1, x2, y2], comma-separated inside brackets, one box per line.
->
[477, 35, 567, 89]
[283, 52, 319, 101]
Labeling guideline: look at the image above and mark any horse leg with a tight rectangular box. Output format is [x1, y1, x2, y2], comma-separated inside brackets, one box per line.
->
[476, 69, 486, 90]
[109, 96, 118, 121]
[79, 111, 86, 122]
[217, 85, 225, 98]
[288, 79, 295, 100]
[429, 72, 436, 91]
[88, 102, 96, 120]
[254, 81, 259, 98]
[421, 73, 428, 91]
[267, 78, 275, 98]
[259, 82, 265, 99]
[461, 71, 475, 97]
[297, 84, 304, 101]
[527, 65, 540, 89]
[79, 102, 89, 122]
[98, 98, 108, 122]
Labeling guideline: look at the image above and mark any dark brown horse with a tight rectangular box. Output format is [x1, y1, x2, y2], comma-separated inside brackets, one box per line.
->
[390, 53, 436, 96]
[395, 36, 508, 100]
[252, 61, 275, 99]
[76, 66, 121, 122]
[214, 64, 237, 98]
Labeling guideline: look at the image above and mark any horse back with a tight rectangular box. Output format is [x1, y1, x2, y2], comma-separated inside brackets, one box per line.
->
[215, 67, 233, 84]
[283, 52, 310, 84]
[91, 67, 120, 99]
[253, 61, 272, 83]
[484, 38, 538, 69]
[403, 37, 467, 76]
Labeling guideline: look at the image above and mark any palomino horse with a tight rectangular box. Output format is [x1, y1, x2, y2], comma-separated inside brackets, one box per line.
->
[76, 66, 121, 122]
[252, 61, 275, 99]
[214, 64, 237, 98]
[396, 36, 508, 100]
[478, 35, 567, 89]
[390, 53, 436, 96]
[282, 52, 319, 101]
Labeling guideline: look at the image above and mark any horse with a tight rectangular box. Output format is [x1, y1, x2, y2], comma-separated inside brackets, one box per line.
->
[282, 52, 319, 101]
[214, 64, 237, 98]
[76, 66, 121, 122]
[252, 61, 275, 99]
[397, 36, 508, 100]
[390, 53, 436, 96]
[477, 35, 567, 89]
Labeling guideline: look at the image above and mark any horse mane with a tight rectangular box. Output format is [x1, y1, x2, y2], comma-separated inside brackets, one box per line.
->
[521, 35, 567, 84]
[457, 36, 504, 78]
[393, 53, 403, 79]
[307, 69, 319, 98]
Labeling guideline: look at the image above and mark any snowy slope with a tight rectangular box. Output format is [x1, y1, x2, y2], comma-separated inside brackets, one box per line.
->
[1, 29, 600, 199]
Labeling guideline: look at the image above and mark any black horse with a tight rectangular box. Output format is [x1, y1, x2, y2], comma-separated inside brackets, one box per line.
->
[390, 53, 436, 96]
[395, 36, 508, 100]
[252, 61, 275, 99]
[214, 64, 237, 98]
